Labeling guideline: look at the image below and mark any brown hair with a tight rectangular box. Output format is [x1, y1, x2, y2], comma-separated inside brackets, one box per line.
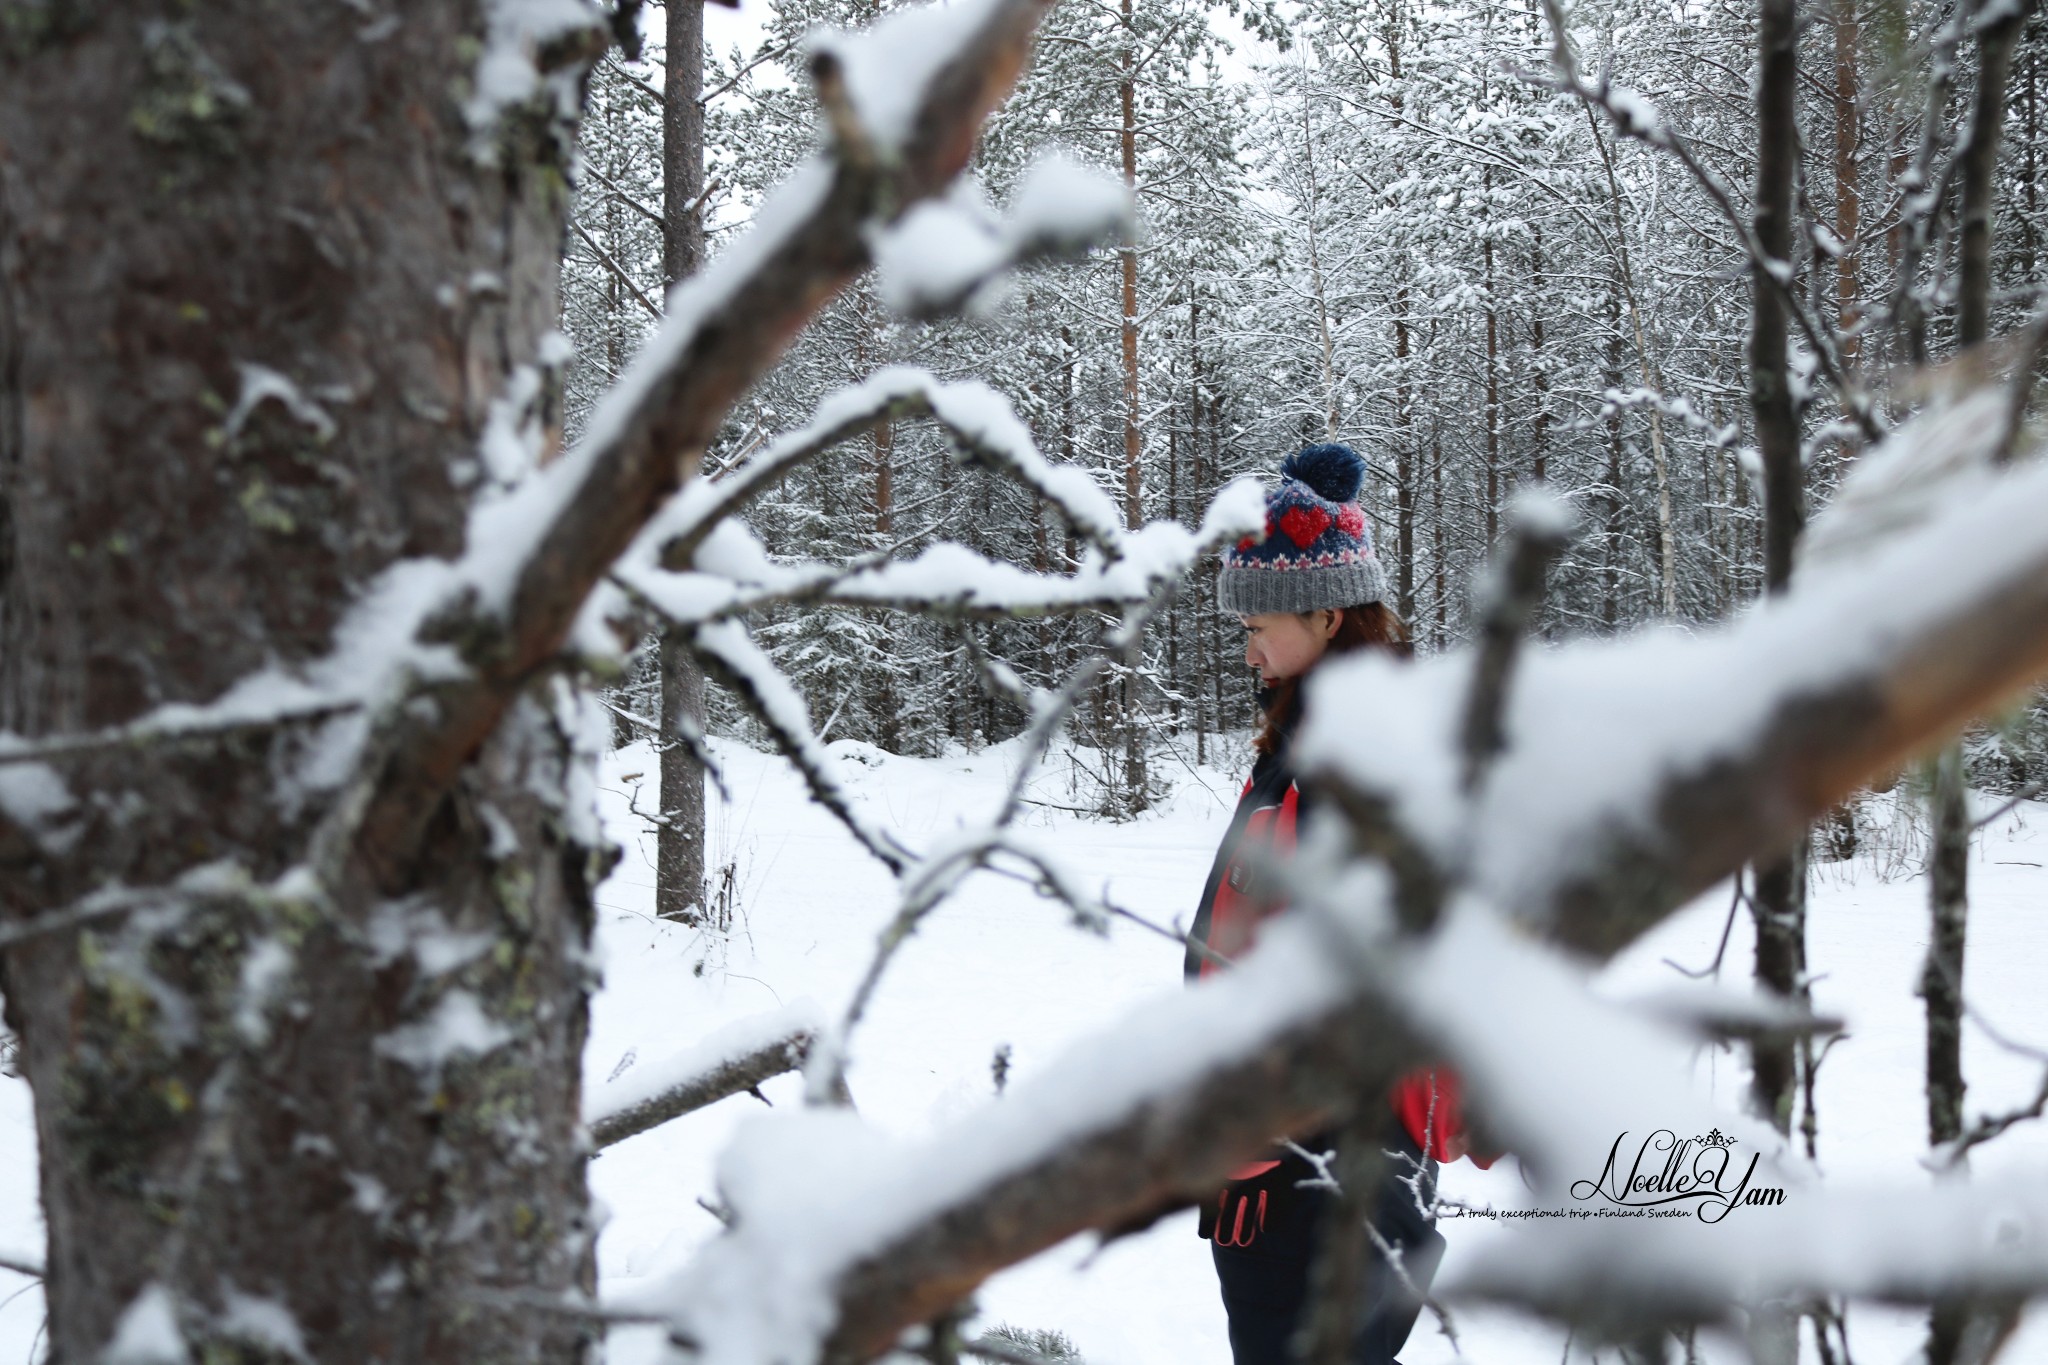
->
[1253, 602, 1413, 756]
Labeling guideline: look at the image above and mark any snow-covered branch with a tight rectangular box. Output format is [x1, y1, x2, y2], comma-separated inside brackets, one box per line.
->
[635, 407, 2048, 1363]
[1301, 414, 2048, 960]
[346, 0, 1062, 884]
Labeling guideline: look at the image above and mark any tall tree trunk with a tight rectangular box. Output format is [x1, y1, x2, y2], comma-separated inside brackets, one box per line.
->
[1395, 296, 1417, 622]
[0, 8, 601, 1359]
[1834, 0, 1864, 375]
[1118, 1, 1142, 532]
[1749, 0, 1810, 1145]
[1921, 17, 2028, 1359]
[1115, 0, 1146, 809]
[659, 0, 710, 925]
[1298, 66, 1341, 440]
[1958, 0, 2028, 350]
[1389, 18, 1416, 620]
[1531, 227, 1549, 484]
[1603, 285, 1626, 631]
[1483, 172, 1500, 548]
[1430, 425, 1447, 643]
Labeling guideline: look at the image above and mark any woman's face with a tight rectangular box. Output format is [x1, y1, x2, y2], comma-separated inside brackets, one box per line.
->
[1240, 610, 1341, 686]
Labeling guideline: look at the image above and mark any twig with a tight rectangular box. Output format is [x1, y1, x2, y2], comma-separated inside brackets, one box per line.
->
[1532, 1, 1884, 443]
[1971, 776, 2047, 830]
[701, 37, 804, 106]
[1663, 871, 1747, 980]
[570, 220, 661, 322]
[0, 699, 362, 768]
[1459, 493, 1573, 794]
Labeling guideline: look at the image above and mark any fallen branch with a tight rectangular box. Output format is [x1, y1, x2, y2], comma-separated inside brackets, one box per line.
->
[588, 1006, 824, 1151]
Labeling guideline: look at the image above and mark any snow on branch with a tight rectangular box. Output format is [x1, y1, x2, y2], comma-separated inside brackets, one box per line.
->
[625, 402, 2048, 1365]
[622, 494, 1257, 627]
[1300, 416, 2048, 960]
[870, 157, 1132, 320]
[1532, 0, 1882, 442]
[587, 1003, 823, 1150]
[638, 367, 1139, 581]
[688, 621, 912, 874]
[343, 0, 1061, 882]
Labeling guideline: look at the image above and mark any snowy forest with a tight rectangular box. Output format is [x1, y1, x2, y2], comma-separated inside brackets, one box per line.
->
[6, 0, 2048, 1362]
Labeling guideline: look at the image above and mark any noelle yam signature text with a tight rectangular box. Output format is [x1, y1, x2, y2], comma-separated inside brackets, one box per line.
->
[1570, 1129, 1787, 1224]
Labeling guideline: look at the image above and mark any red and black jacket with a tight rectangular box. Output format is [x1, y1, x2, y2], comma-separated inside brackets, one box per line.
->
[1186, 707, 1485, 1246]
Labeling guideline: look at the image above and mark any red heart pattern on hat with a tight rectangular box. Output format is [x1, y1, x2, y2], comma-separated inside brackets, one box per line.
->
[1278, 505, 1331, 548]
[1336, 504, 1364, 537]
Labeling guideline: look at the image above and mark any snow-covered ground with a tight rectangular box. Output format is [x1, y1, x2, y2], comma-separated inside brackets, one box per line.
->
[1, 735, 2045, 1363]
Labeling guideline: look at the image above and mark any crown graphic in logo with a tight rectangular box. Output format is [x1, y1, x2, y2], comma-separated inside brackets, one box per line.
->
[1696, 1129, 1736, 1149]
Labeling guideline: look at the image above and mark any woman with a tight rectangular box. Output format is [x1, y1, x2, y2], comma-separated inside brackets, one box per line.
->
[1186, 443, 1484, 1365]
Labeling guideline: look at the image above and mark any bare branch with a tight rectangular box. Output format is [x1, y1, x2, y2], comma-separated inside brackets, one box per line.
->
[589, 1028, 817, 1151]
[570, 219, 663, 321]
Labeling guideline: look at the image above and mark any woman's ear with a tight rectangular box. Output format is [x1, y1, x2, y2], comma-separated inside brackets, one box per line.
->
[1321, 608, 1344, 641]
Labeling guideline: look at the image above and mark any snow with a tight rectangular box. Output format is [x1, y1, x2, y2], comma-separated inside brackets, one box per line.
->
[631, 859, 1359, 1365]
[0, 762, 79, 854]
[374, 990, 514, 1071]
[103, 1284, 188, 1365]
[807, 0, 1011, 152]
[870, 158, 1133, 317]
[1393, 899, 1788, 1187]
[465, 0, 600, 154]
[577, 736, 2048, 1365]
[1802, 387, 2009, 571]
[1603, 86, 1666, 141]
[1002, 155, 1132, 254]
[218, 1291, 310, 1362]
[225, 364, 336, 443]
[872, 200, 1008, 317]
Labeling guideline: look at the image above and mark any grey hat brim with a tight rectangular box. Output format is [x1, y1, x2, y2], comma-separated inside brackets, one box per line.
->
[1218, 559, 1387, 615]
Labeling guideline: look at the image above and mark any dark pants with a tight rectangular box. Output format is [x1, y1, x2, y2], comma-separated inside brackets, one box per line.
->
[1209, 1144, 1445, 1365]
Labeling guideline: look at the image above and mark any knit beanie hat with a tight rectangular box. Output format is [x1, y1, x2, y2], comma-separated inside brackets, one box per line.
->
[1217, 443, 1387, 615]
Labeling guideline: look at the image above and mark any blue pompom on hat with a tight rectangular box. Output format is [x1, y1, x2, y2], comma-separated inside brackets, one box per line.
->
[1217, 442, 1387, 615]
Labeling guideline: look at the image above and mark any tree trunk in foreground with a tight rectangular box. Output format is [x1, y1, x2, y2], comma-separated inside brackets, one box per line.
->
[0, 8, 600, 1359]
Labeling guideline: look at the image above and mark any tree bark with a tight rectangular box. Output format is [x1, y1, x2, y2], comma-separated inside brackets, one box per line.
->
[1113, 0, 1147, 809]
[1833, 0, 1863, 375]
[659, 0, 711, 926]
[0, 8, 604, 1358]
[0, 0, 1058, 1354]
[1749, 0, 1810, 1141]
[1957, 0, 2029, 351]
